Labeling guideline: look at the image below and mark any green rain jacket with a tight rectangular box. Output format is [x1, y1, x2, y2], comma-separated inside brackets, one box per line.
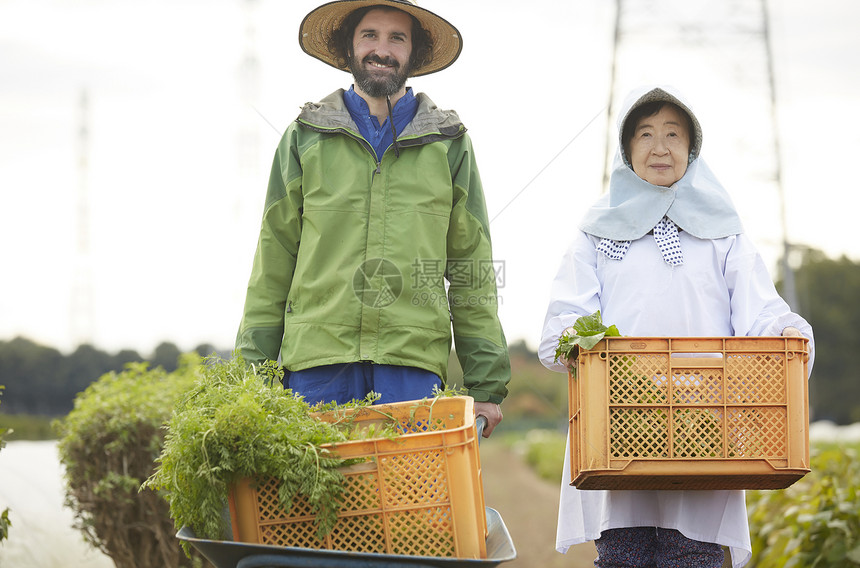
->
[236, 90, 510, 404]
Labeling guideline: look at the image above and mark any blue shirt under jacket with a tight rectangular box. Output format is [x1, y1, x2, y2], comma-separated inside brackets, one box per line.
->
[343, 86, 418, 160]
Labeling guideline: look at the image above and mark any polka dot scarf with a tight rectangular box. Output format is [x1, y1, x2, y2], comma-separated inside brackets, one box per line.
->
[596, 216, 684, 266]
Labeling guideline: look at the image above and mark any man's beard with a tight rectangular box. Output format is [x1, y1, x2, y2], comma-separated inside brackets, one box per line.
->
[349, 54, 411, 98]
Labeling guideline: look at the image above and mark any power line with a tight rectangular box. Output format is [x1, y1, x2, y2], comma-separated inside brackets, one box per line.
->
[71, 88, 95, 347]
[601, 0, 795, 302]
[761, 0, 797, 308]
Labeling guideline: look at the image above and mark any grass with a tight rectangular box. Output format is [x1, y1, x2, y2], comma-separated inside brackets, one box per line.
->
[0, 413, 56, 440]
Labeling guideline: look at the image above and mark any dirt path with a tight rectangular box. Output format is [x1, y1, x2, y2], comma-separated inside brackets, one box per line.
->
[479, 438, 597, 568]
[479, 438, 732, 568]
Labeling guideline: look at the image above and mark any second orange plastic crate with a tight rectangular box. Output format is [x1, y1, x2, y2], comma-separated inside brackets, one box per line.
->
[568, 337, 811, 490]
[228, 396, 487, 559]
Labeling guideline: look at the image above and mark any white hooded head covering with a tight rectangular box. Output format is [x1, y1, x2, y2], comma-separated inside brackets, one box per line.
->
[579, 85, 743, 241]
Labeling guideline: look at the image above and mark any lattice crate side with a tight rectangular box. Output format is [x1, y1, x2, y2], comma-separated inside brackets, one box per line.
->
[722, 348, 782, 461]
[228, 396, 487, 559]
[610, 350, 672, 462]
[570, 346, 609, 476]
[567, 351, 581, 483]
[722, 337, 810, 469]
[665, 337, 791, 463]
[568, 344, 659, 473]
[667, 355, 728, 460]
[326, 461, 387, 552]
[321, 396, 487, 558]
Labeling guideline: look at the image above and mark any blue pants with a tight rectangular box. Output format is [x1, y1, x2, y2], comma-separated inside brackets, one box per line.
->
[287, 362, 442, 405]
[595, 527, 724, 568]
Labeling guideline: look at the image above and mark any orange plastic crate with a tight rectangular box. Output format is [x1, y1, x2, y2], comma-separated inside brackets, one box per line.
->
[228, 396, 487, 559]
[568, 337, 811, 490]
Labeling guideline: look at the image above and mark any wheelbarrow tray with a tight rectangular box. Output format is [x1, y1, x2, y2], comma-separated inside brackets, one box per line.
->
[177, 507, 516, 568]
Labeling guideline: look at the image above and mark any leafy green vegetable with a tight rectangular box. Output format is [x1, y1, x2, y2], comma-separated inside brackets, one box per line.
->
[142, 356, 365, 546]
[747, 442, 860, 567]
[142, 356, 465, 551]
[554, 310, 621, 370]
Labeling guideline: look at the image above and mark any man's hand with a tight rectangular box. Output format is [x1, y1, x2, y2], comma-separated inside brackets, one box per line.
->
[474, 401, 502, 438]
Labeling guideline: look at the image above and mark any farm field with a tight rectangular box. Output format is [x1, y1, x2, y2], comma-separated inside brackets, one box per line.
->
[0, 438, 593, 567]
[480, 436, 597, 567]
[2, 420, 858, 567]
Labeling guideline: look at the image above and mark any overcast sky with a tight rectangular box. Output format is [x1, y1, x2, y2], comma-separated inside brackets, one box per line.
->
[1, 0, 858, 356]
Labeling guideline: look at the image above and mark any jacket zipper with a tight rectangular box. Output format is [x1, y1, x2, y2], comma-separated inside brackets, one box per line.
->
[297, 122, 383, 176]
[297, 121, 463, 159]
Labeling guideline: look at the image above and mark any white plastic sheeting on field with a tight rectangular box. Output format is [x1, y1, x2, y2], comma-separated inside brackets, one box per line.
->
[0, 441, 113, 568]
[809, 421, 860, 443]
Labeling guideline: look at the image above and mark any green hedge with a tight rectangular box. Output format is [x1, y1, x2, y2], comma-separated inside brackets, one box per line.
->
[54, 355, 209, 568]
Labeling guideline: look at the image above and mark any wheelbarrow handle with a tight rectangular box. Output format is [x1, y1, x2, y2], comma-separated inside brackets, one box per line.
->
[476, 414, 488, 440]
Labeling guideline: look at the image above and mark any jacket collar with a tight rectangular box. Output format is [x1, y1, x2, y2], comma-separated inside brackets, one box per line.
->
[296, 89, 465, 141]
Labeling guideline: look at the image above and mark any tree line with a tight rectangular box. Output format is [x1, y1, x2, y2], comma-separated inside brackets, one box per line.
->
[785, 247, 860, 424]
[0, 339, 226, 416]
[0, 246, 858, 424]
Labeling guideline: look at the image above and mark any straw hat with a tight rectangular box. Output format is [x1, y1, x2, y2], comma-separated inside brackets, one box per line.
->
[299, 0, 463, 77]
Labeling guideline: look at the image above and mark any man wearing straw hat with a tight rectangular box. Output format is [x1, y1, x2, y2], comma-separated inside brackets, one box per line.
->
[236, 0, 510, 435]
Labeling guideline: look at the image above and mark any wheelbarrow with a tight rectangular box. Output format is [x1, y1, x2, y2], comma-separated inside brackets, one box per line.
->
[177, 506, 514, 568]
[176, 416, 517, 568]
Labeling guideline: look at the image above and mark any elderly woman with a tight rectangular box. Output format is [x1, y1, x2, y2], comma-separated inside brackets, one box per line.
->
[538, 85, 814, 568]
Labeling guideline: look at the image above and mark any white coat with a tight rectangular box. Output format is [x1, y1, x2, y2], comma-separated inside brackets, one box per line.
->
[538, 86, 814, 568]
